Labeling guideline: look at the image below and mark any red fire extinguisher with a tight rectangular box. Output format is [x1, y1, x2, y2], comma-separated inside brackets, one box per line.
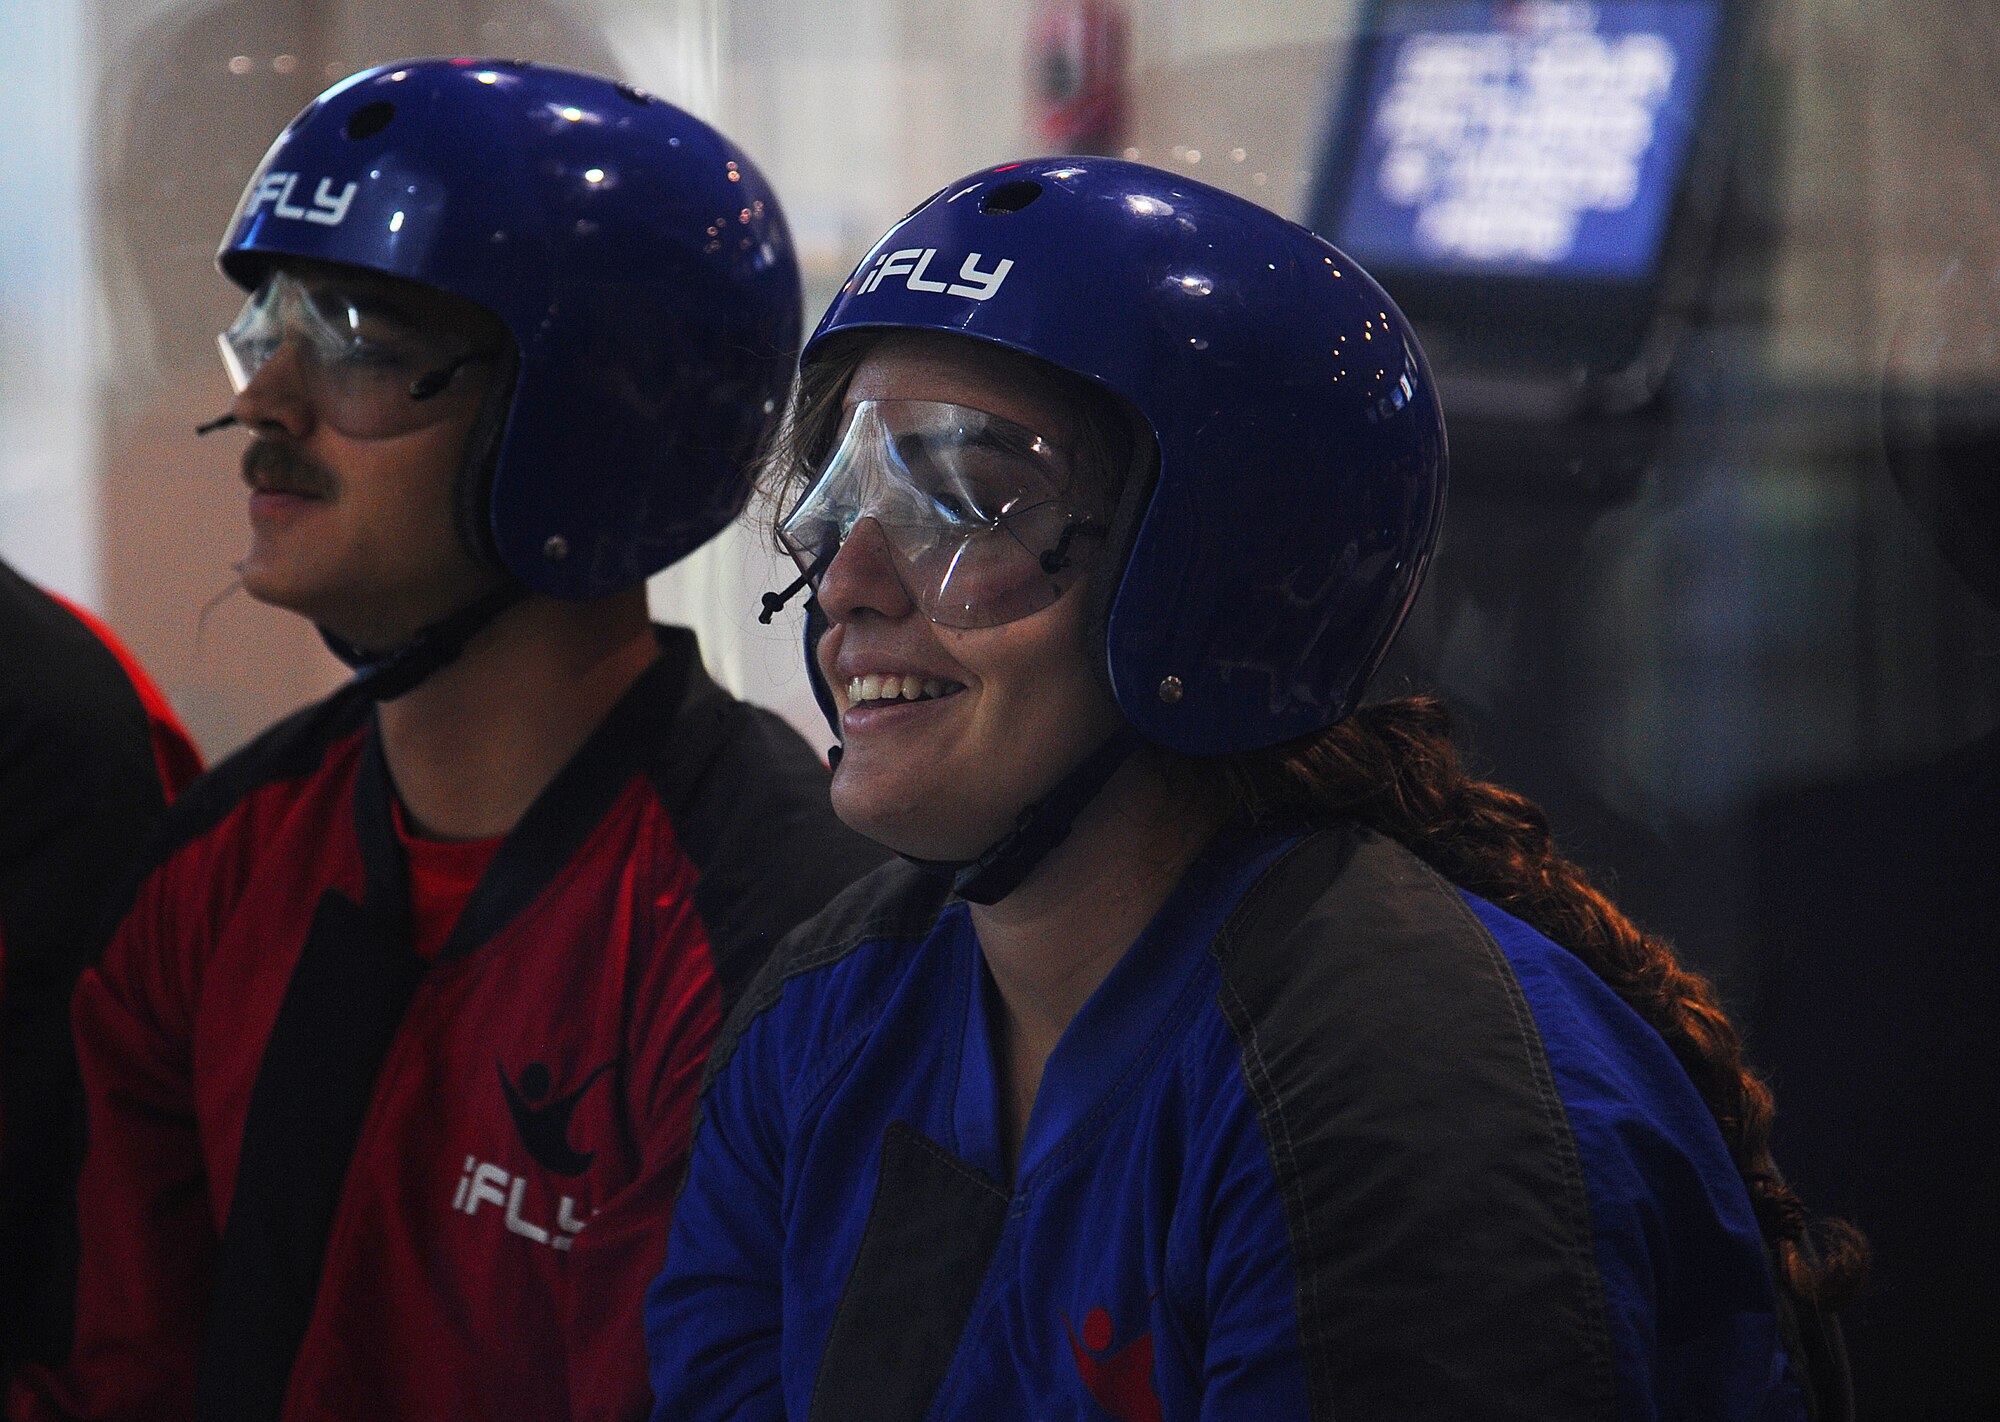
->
[1030, 0, 1130, 155]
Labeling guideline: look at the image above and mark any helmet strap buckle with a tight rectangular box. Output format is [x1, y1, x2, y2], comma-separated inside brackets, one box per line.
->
[899, 724, 1142, 905]
[320, 581, 527, 702]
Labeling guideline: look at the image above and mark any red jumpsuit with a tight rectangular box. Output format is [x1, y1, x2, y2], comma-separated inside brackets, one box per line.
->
[10, 628, 881, 1422]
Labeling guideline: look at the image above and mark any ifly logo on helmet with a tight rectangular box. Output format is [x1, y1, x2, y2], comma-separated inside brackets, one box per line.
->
[244, 170, 358, 227]
[856, 248, 1014, 301]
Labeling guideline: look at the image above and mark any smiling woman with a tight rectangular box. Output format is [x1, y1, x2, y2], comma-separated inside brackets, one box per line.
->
[787, 334, 1129, 865]
[645, 157, 1863, 1422]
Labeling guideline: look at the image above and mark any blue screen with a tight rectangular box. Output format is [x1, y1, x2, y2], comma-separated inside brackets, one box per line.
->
[1331, 0, 1722, 279]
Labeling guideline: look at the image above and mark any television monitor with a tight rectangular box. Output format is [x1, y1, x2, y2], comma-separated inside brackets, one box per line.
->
[1310, 0, 1739, 394]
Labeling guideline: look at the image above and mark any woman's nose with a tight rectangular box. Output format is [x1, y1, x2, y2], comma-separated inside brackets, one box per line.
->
[813, 516, 917, 623]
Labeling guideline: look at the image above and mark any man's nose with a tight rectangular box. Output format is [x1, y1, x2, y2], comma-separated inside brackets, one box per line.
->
[227, 337, 315, 440]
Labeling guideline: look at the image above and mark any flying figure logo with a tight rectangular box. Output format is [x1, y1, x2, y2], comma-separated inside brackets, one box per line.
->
[497, 1059, 618, 1176]
[1064, 1306, 1162, 1422]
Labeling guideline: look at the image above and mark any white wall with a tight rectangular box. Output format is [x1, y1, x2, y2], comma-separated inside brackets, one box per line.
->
[0, 0, 99, 605]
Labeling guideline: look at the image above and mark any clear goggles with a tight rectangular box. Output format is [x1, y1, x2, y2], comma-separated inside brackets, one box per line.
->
[778, 400, 1109, 630]
[217, 270, 494, 439]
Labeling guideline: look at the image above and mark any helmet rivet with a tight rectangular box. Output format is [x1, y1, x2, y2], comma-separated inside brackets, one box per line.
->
[1158, 675, 1184, 705]
[543, 535, 569, 560]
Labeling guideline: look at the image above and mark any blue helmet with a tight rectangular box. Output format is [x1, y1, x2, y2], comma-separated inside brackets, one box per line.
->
[805, 157, 1446, 756]
[220, 58, 801, 600]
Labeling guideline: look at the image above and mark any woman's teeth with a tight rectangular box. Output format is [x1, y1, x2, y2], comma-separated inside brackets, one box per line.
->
[848, 673, 959, 705]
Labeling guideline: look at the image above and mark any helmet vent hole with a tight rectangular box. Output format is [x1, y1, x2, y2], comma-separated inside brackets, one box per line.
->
[981, 180, 1043, 215]
[345, 101, 395, 140]
[613, 81, 653, 106]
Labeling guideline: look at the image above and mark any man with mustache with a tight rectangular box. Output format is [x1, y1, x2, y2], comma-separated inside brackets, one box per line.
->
[8, 60, 882, 1422]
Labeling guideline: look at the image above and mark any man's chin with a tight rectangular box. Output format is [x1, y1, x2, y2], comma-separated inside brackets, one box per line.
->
[236, 563, 371, 643]
[236, 559, 313, 616]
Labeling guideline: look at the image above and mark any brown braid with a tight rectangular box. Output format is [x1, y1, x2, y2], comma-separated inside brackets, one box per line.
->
[1206, 695, 1869, 1312]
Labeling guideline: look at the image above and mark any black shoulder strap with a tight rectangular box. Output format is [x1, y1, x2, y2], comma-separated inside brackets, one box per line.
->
[194, 727, 424, 1422]
[1209, 827, 1620, 1421]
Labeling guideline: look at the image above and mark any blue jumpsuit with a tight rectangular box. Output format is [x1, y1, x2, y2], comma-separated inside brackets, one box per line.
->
[647, 825, 1806, 1421]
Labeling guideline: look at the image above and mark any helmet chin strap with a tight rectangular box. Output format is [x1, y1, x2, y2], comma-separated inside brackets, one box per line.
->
[318, 581, 527, 703]
[314, 336, 529, 704]
[895, 724, 1142, 906]
[786, 596, 1144, 907]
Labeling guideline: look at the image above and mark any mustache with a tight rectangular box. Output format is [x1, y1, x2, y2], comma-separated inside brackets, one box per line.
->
[242, 439, 337, 500]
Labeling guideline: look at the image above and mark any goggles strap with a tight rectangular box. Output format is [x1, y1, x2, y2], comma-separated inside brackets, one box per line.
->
[759, 544, 834, 624]
[899, 724, 1143, 905]
[447, 342, 519, 573]
[319, 581, 527, 703]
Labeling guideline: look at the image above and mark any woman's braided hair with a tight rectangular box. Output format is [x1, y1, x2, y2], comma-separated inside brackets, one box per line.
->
[1208, 695, 1870, 1311]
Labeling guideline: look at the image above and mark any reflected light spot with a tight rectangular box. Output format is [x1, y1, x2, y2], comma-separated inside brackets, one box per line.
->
[561, 106, 584, 121]
[272, 54, 297, 74]
[1125, 195, 1174, 218]
[389, 70, 409, 82]
[1230, 148, 1247, 163]
[476, 71, 500, 85]
[1173, 274, 1214, 296]
[1186, 149, 1202, 164]
[388, 211, 405, 232]
[1121, 146, 1140, 160]
[228, 55, 253, 75]
[584, 168, 605, 184]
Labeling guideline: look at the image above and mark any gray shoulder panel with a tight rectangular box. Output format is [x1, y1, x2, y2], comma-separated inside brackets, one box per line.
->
[698, 859, 950, 1094]
[1211, 828, 1616, 1421]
